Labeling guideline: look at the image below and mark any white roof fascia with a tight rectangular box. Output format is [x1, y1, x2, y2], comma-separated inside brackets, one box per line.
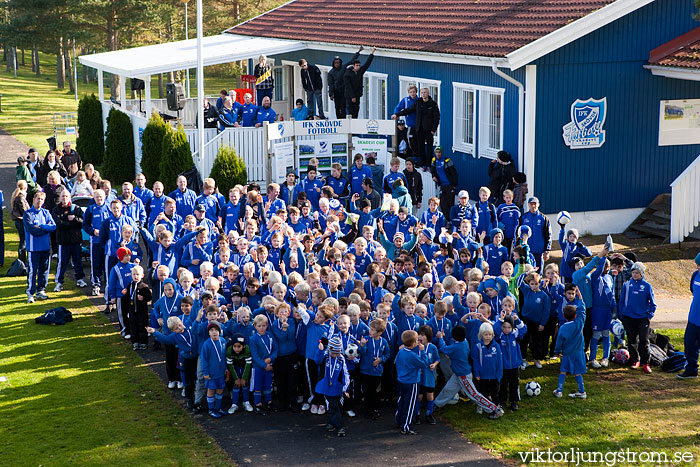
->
[645, 64, 700, 82]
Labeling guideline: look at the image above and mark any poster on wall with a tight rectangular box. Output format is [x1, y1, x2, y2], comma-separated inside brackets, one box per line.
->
[658, 98, 700, 146]
[273, 141, 295, 184]
[351, 137, 389, 168]
[562, 97, 607, 149]
[296, 135, 348, 177]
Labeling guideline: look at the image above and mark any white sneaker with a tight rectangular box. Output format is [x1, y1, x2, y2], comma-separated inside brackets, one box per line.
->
[301, 403, 311, 411]
[589, 359, 601, 369]
[534, 360, 542, 369]
[520, 362, 529, 370]
[346, 410, 356, 418]
[228, 404, 238, 414]
[569, 392, 587, 399]
[553, 389, 563, 398]
[181, 389, 186, 397]
[92, 286, 101, 296]
[177, 381, 184, 389]
[317, 405, 326, 415]
[54, 283, 63, 292]
[36, 291, 49, 300]
[124, 334, 131, 340]
[600, 358, 609, 368]
[244, 401, 254, 412]
[168, 381, 176, 389]
[476, 407, 483, 414]
[310, 404, 319, 414]
[76, 279, 87, 288]
[27, 294, 35, 304]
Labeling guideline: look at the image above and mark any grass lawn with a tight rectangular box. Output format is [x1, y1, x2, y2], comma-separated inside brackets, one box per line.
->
[0, 52, 236, 151]
[0, 213, 232, 466]
[441, 329, 700, 466]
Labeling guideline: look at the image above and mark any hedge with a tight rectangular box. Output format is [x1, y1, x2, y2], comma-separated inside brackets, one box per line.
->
[140, 113, 168, 183]
[208, 145, 248, 194]
[160, 125, 193, 193]
[103, 107, 134, 186]
[76, 94, 104, 166]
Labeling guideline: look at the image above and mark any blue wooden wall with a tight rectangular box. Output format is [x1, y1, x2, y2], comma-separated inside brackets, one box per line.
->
[533, 0, 700, 213]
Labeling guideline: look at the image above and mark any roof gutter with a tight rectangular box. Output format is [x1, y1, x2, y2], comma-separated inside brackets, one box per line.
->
[490, 59, 525, 172]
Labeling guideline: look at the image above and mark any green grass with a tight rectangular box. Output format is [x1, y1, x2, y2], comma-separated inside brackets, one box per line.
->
[0, 51, 238, 151]
[0, 213, 233, 466]
[441, 329, 700, 466]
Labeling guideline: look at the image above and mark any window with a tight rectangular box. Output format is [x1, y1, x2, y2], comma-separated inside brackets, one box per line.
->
[273, 67, 288, 102]
[354, 72, 387, 120]
[452, 83, 504, 159]
[317, 65, 336, 119]
[398, 76, 441, 145]
[453, 84, 476, 154]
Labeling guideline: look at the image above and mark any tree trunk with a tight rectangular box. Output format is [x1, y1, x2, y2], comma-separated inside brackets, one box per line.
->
[34, 45, 40, 77]
[65, 39, 75, 94]
[233, 0, 240, 21]
[158, 73, 164, 98]
[57, 37, 65, 89]
[107, 12, 120, 100]
[21, 48, 25, 66]
[6, 46, 11, 72]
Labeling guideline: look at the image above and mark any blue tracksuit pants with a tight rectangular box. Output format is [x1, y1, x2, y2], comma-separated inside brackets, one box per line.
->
[27, 250, 50, 295]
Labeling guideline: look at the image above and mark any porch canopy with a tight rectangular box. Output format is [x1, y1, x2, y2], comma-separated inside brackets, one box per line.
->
[79, 34, 305, 116]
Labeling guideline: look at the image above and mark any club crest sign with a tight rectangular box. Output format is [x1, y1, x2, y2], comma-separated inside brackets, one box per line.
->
[562, 97, 607, 149]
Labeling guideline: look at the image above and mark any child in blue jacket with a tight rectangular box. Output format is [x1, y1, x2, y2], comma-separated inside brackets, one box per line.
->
[519, 271, 550, 369]
[416, 325, 440, 425]
[108, 247, 135, 338]
[200, 322, 228, 418]
[250, 314, 278, 413]
[472, 322, 503, 418]
[589, 248, 615, 368]
[559, 226, 592, 283]
[494, 314, 527, 411]
[359, 319, 391, 420]
[315, 335, 351, 437]
[394, 330, 430, 434]
[270, 303, 298, 412]
[554, 299, 587, 399]
[619, 262, 657, 374]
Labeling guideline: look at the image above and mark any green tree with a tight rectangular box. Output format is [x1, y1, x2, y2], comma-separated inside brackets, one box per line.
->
[140, 113, 168, 183]
[159, 125, 193, 193]
[76, 94, 104, 166]
[103, 107, 134, 185]
[209, 145, 247, 194]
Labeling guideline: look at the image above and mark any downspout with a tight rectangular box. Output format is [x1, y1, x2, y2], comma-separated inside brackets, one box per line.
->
[490, 59, 524, 172]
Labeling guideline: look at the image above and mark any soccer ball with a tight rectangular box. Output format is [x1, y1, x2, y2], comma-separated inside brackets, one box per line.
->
[611, 319, 625, 339]
[557, 211, 572, 225]
[345, 343, 359, 360]
[525, 381, 541, 397]
[613, 348, 630, 365]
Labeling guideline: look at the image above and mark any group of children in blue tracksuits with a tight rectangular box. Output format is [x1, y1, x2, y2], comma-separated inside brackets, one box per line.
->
[21, 153, 675, 438]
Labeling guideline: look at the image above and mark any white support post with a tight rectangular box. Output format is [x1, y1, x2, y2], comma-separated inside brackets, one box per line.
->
[119, 75, 126, 110]
[524, 65, 537, 198]
[98, 70, 104, 102]
[144, 76, 152, 118]
[196, 0, 204, 165]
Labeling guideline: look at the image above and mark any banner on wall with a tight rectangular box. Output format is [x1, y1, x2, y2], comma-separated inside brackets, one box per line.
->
[352, 137, 389, 168]
[658, 98, 700, 146]
[273, 141, 295, 184]
[297, 136, 348, 175]
[562, 97, 607, 149]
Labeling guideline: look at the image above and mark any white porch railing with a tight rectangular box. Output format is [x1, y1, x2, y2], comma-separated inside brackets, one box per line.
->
[123, 97, 218, 128]
[189, 127, 267, 185]
[670, 153, 700, 243]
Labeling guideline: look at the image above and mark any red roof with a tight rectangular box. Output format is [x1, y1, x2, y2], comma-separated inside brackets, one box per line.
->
[649, 25, 700, 69]
[226, 0, 617, 58]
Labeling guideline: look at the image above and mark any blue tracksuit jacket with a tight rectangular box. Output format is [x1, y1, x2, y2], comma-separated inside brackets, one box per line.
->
[472, 340, 503, 381]
[350, 165, 373, 196]
[99, 214, 137, 258]
[24, 206, 56, 252]
[270, 319, 297, 356]
[107, 261, 135, 301]
[494, 319, 527, 369]
[168, 188, 197, 218]
[519, 284, 550, 326]
[519, 210, 551, 254]
[200, 337, 227, 379]
[83, 202, 110, 240]
[437, 338, 472, 376]
[555, 307, 586, 356]
[420, 343, 439, 388]
[250, 332, 278, 368]
[496, 203, 520, 240]
[395, 346, 430, 384]
[120, 196, 147, 226]
[141, 228, 198, 278]
[619, 277, 656, 319]
[359, 336, 390, 376]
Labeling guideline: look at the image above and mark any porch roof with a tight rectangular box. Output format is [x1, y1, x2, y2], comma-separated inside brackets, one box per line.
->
[78, 34, 304, 78]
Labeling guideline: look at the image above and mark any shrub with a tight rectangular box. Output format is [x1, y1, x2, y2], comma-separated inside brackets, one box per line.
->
[76, 94, 104, 166]
[159, 125, 193, 193]
[140, 113, 168, 183]
[209, 145, 248, 194]
[103, 107, 134, 186]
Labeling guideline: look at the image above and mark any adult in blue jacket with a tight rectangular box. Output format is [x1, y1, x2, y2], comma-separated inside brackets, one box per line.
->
[392, 85, 418, 132]
[24, 191, 56, 302]
[679, 252, 700, 379]
[519, 197, 551, 270]
[99, 199, 138, 279]
[254, 97, 276, 127]
[119, 182, 147, 227]
[350, 154, 372, 197]
[169, 176, 197, 218]
[83, 190, 110, 296]
[240, 93, 258, 127]
[619, 262, 657, 373]
[449, 190, 478, 232]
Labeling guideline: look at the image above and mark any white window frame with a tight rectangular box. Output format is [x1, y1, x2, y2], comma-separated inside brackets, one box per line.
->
[398, 75, 442, 146]
[452, 83, 477, 155]
[317, 64, 335, 119]
[357, 71, 388, 120]
[272, 66, 289, 102]
[451, 82, 505, 159]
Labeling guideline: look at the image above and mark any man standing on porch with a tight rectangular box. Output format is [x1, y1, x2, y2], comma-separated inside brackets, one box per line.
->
[254, 55, 274, 105]
[343, 47, 376, 119]
[393, 87, 440, 169]
[299, 59, 325, 120]
[327, 47, 362, 119]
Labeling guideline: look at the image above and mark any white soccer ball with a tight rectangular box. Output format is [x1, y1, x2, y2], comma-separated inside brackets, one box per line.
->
[611, 319, 625, 339]
[345, 343, 359, 360]
[525, 381, 541, 397]
[557, 211, 572, 225]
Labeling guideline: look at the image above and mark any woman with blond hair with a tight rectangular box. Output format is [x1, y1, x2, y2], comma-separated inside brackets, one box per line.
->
[11, 180, 30, 261]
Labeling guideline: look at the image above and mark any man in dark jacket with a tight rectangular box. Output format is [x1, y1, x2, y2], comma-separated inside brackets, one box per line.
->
[202, 98, 219, 129]
[403, 157, 423, 212]
[430, 147, 458, 218]
[487, 150, 516, 204]
[327, 48, 361, 119]
[393, 88, 440, 168]
[299, 59, 326, 119]
[343, 47, 376, 118]
[52, 189, 86, 291]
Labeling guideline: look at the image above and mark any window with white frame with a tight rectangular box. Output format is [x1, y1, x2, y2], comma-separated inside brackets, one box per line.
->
[452, 84, 476, 154]
[273, 67, 289, 102]
[357, 72, 387, 120]
[452, 83, 504, 159]
[398, 76, 441, 145]
[317, 65, 336, 118]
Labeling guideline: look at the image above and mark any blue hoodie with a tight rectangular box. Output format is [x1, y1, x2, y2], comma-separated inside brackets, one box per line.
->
[494, 318, 527, 369]
[555, 307, 586, 357]
[619, 277, 656, 319]
[559, 228, 592, 280]
[395, 346, 430, 384]
[359, 336, 390, 377]
[437, 338, 472, 376]
[472, 339, 503, 381]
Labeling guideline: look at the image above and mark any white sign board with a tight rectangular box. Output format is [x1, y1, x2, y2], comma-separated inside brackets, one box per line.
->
[658, 99, 700, 146]
[352, 137, 389, 168]
[273, 141, 295, 183]
[294, 119, 349, 136]
[267, 121, 294, 141]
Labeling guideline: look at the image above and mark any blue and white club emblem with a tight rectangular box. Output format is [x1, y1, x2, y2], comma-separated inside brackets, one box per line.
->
[562, 97, 607, 149]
